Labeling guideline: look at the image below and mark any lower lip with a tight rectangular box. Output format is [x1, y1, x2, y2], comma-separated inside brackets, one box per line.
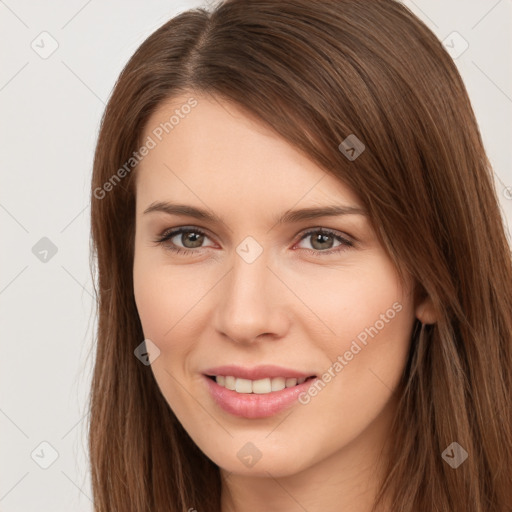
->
[203, 375, 317, 419]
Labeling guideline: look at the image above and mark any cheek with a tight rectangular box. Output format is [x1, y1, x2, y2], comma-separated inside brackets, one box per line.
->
[290, 258, 413, 353]
[296, 258, 415, 410]
[133, 251, 202, 340]
[133, 255, 204, 414]
[132, 251, 217, 391]
[133, 263, 169, 339]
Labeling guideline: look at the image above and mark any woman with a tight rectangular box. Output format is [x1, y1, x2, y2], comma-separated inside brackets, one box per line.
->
[88, 1, 512, 510]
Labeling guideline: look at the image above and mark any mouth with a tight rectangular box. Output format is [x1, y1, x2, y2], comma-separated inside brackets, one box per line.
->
[202, 367, 319, 419]
[205, 374, 316, 394]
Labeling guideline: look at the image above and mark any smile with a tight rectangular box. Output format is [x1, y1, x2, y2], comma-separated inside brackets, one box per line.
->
[202, 365, 318, 419]
[209, 375, 312, 394]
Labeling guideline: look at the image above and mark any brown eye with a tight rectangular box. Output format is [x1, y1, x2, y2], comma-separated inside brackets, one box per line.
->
[296, 228, 354, 255]
[178, 231, 205, 249]
[155, 227, 215, 254]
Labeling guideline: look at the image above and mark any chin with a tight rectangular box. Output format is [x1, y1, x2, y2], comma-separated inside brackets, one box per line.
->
[205, 442, 312, 477]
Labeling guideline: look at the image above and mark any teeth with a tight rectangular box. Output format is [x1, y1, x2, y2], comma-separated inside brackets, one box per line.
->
[235, 378, 252, 393]
[224, 376, 236, 390]
[252, 378, 271, 394]
[214, 375, 309, 394]
[285, 378, 297, 387]
[271, 377, 286, 391]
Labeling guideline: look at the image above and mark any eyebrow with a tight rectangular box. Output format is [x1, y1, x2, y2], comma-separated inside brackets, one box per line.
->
[143, 201, 367, 226]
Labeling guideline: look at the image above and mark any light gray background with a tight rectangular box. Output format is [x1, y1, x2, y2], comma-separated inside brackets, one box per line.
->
[1, 1, 511, 510]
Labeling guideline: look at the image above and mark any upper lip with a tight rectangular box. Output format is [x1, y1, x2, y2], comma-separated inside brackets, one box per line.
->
[203, 364, 316, 381]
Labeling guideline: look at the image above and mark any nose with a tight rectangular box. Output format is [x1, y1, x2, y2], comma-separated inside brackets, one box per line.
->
[213, 248, 290, 345]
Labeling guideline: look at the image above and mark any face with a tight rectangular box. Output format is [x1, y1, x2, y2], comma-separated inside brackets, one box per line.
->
[133, 92, 418, 477]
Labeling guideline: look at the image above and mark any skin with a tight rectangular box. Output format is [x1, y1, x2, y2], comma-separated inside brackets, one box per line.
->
[133, 92, 436, 512]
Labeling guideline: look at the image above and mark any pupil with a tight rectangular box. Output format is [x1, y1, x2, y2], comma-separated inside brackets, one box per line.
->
[313, 233, 332, 250]
[184, 232, 203, 248]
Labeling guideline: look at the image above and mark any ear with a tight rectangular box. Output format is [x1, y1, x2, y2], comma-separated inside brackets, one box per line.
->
[415, 294, 437, 325]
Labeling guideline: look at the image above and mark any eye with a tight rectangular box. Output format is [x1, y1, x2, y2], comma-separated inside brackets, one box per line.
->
[154, 227, 215, 255]
[154, 226, 354, 257]
[295, 228, 354, 256]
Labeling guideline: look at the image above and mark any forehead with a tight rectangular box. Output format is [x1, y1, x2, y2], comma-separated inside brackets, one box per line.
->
[135, 93, 363, 214]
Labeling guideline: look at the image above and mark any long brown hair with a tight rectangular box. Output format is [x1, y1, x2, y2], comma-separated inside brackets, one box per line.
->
[88, 1, 512, 510]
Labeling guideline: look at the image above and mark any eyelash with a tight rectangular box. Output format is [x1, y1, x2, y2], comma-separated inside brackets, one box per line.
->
[153, 226, 354, 257]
